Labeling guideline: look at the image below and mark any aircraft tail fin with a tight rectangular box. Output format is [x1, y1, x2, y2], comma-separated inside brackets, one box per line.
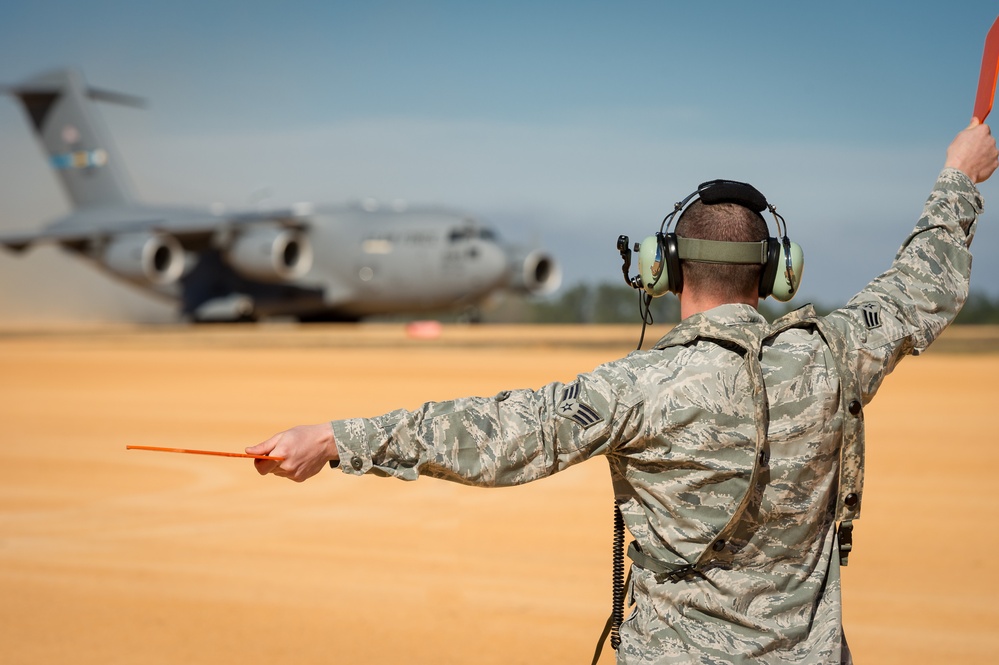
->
[3, 69, 142, 210]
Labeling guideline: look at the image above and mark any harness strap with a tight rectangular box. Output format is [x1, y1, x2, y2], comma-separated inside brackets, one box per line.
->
[652, 308, 866, 571]
[627, 540, 698, 583]
[769, 308, 866, 566]
[653, 313, 771, 576]
[811, 317, 865, 566]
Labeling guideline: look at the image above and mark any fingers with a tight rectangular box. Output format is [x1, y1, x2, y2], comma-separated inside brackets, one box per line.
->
[245, 437, 275, 456]
[246, 423, 336, 483]
[976, 122, 999, 183]
[247, 433, 283, 476]
[253, 457, 281, 476]
[945, 120, 999, 183]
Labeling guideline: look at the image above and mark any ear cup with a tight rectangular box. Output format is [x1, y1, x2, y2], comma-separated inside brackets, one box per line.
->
[758, 238, 782, 299]
[769, 239, 804, 302]
[637, 234, 672, 297]
[663, 233, 682, 294]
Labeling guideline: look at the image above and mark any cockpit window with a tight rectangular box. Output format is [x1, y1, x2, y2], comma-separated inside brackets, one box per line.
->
[449, 225, 497, 243]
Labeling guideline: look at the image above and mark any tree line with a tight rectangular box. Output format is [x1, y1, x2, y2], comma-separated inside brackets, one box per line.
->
[483, 283, 999, 325]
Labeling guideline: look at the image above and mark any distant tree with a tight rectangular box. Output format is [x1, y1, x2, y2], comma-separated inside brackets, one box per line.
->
[955, 291, 999, 324]
[478, 284, 999, 325]
[527, 283, 592, 323]
[526, 282, 680, 325]
[591, 284, 679, 324]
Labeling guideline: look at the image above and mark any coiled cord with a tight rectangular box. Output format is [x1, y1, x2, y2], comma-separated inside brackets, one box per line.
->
[610, 503, 626, 650]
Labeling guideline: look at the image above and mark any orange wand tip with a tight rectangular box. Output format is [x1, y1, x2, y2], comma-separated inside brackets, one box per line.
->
[973, 16, 999, 122]
[126, 445, 285, 461]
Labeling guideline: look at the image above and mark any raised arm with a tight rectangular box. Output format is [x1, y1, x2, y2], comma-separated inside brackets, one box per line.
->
[828, 120, 997, 401]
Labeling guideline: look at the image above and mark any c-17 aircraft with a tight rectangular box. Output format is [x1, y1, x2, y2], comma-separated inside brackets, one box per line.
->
[0, 69, 561, 322]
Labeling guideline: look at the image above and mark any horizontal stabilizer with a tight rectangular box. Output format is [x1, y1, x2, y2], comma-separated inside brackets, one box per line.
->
[85, 87, 146, 109]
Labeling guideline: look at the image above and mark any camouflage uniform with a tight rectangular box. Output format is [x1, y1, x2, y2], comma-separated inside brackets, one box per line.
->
[331, 168, 982, 664]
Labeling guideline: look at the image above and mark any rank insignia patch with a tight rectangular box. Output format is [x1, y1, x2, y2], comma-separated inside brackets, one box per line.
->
[860, 302, 882, 329]
[556, 383, 604, 429]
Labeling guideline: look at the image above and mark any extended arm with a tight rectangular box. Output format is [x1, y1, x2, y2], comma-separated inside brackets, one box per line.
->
[248, 360, 644, 484]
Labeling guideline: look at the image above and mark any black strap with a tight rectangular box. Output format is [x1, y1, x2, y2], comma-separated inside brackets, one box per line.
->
[590, 612, 615, 665]
[591, 570, 632, 664]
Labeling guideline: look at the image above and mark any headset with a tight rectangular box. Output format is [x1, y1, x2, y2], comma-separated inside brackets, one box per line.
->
[617, 179, 804, 302]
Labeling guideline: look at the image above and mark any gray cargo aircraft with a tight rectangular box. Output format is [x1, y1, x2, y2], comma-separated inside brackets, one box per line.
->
[0, 69, 560, 322]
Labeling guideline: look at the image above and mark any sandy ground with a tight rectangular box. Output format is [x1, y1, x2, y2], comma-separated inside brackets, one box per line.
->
[1, 323, 997, 664]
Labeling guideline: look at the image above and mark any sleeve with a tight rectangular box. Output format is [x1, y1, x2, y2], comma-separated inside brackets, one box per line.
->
[827, 167, 983, 400]
[329, 357, 646, 486]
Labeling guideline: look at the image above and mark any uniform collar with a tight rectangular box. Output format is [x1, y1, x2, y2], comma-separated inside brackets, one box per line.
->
[696, 303, 766, 325]
[652, 303, 766, 350]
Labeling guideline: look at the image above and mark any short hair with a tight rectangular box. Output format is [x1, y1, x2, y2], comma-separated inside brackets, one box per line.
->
[675, 200, 769, 299]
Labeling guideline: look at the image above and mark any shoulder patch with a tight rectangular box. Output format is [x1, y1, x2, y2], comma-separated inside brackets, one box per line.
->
[556, 383, 604, 429]
[860, 302, 882, 329]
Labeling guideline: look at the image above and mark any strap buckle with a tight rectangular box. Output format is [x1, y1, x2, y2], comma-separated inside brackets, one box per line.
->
[657, 564, 696, 584]
[838, 520, 854, 566]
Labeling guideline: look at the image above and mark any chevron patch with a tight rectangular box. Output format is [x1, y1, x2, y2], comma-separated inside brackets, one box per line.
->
[860, 302, 882, 330]
[556, 383, 604, 429]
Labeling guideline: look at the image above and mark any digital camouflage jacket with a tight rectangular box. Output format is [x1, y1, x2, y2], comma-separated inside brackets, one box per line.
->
[331, 168, 982, 664]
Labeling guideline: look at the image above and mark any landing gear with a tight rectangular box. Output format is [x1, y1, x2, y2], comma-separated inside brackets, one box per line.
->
[457, 306, 483, 324]
[295, 311, 362, 323]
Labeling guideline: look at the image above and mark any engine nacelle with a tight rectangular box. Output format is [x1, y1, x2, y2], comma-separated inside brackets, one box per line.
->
[506, 247, 562, 296]
[101, 232, 185, 285]
[224, 227, 313, 282]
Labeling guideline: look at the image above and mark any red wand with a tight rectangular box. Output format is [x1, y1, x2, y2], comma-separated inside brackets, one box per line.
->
[126, 445, 285, 461]
[974, 16, 999, 121]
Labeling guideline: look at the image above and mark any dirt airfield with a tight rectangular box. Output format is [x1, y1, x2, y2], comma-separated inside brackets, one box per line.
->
[1, 323, 997, 664]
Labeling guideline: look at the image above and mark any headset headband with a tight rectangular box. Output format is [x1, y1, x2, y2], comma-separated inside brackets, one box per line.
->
[661, 179, 779, 237]
[697, 179, 768, 211]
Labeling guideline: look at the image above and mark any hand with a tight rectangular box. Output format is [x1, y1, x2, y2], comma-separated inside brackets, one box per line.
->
[945, 118, 999, 183]
[246, 422, 340, 482]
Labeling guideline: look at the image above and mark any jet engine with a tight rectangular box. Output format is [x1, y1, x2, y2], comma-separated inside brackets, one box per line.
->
[101, 232, 185, 285]
[506, 247, 562, 296]
[224, 227, 313, 282]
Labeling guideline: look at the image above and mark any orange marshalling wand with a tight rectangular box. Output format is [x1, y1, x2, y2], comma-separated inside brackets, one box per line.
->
[974, 16, 999, 121]
[126, 445, 285, 461]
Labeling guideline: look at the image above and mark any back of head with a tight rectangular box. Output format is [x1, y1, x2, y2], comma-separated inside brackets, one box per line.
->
[675, 200, 768, 301]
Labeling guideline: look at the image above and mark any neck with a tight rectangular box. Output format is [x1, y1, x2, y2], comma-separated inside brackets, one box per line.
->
[678, 290, 758, 320]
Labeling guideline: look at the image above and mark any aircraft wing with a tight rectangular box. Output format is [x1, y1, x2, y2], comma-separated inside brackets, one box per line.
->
[1, 205, 315, 290]
[0, 230, 47, 253]
[0, 205, 312, 253]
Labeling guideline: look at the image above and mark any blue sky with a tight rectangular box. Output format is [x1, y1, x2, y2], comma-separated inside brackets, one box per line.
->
[2, 1, 998, 321]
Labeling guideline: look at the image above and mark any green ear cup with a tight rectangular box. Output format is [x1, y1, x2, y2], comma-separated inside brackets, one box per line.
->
[637, 235, 671, 297]
[770, 240, 804, 302]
